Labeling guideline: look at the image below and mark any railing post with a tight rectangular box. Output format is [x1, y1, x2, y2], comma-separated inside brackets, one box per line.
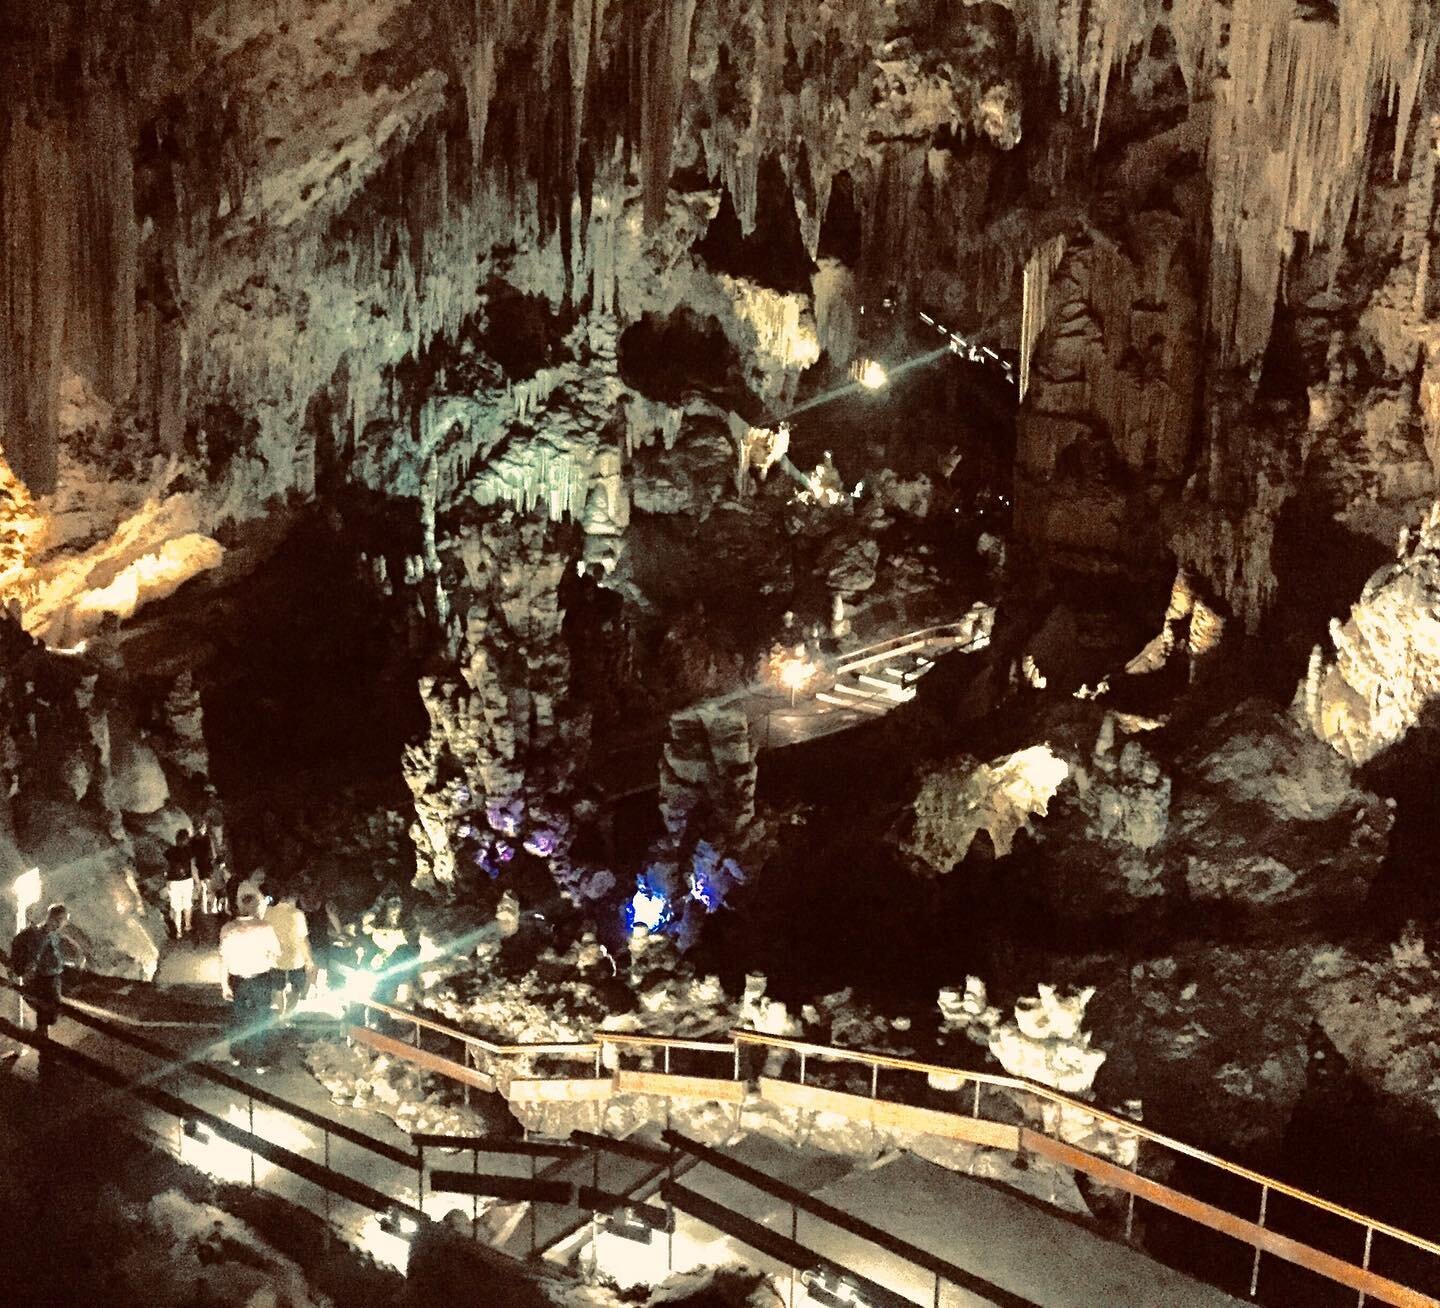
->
[799, 1052, 807, 1086]
[417, 1143, 425, 1215]
[1357, 1225, 1374, 1307]
[733, 1042, 741, 1082]
[871, 1064, 879, 1099]
[529, 1154, 538, 1257]
[471, 1145, 479, 1239]
[1125, 1137, 1140, 1242]
[933, 1271, 942, 1308]
[1250, 1183, 1269, 1298]
[972, 1079, 981, 1119]
[664, 1045, 671, 1076]
[323, 1129, 331, 1249]
[248, 1094, 256, 1188]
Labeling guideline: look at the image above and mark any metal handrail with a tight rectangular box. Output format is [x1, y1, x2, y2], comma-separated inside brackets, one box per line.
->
[727, 1029, 1440, 1260]
[364, 994, 1440, 1271]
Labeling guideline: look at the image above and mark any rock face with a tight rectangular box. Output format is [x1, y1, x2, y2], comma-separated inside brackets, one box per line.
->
[903, 744, 1071, 872]
[1017, 216, 1201, 583]
[1302, 501, 1440, 764]
[1172, 700, 1391, 922]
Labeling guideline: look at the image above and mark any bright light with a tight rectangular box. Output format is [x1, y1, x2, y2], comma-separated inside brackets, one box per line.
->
[851, 358, 888, 390]
[627, 883, 671, 933]
[778, 656, 815, 690]
[339, 967, 378, 1002]
[14, 868, 40, 934]
[180, 1104, 310, 1186]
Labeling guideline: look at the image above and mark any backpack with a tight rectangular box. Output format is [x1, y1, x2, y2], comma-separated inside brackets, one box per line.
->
[9, 925, 42, 979]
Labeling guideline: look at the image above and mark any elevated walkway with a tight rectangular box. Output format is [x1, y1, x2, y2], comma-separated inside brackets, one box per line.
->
[353, 996, 1440, 1307]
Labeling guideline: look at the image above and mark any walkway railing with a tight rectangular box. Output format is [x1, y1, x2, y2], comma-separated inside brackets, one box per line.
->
[353, 999, 1440, 1308]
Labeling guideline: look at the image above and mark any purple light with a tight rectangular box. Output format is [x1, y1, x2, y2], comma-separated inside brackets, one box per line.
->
[523, 829, 557, 857]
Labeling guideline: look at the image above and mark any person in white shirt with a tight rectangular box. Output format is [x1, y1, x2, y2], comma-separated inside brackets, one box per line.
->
[265, 887, 312, 1018]
[218, 889, 280, 1070]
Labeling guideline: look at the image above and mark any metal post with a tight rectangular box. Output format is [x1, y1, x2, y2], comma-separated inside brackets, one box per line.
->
[733, 1043, 741, 1081]
[323, 1130, 332, 1248]
[472, 1146, 479, 1239]
[248, 1095, 256, 1188]
[871, 1065, 879, 1099]
[529, 1154, 538, 1257]
[664, 1046, 671, 1075]
[790, 1202, 798, 1308]
[417, 1144, 425, 1215]
[799, 1052, 807, 1085]
[1125, 1137, 1140, 1241]
[1249, 1184, 1269, 1298]
[972, 1079, 981, 1119]
[933, 1272, 942, 1308]
[413, 1018, 421, 1047]
[462, 1043, 470, 1107]
[1357, 1225, 1374, 1307]
[667, 1140, 676, 1272]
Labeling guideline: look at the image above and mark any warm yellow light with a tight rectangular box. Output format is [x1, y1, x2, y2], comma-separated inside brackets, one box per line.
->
[777, 654, 817, 691]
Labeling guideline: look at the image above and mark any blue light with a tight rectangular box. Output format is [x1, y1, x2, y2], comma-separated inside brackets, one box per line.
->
[624, 876, 672, 933]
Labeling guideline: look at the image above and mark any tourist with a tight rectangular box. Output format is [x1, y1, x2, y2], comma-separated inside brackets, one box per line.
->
[297, 879, 341, 989]
[8, 905, 46, 1029]
[218, 889, 280, 1071]
[189, 820, 219, 914]
[164, 829, 201, 939]
[265, 887, 311, 1019]
[28, 904, 70, 1047]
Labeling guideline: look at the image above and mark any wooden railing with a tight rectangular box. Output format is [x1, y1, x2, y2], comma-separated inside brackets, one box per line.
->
[352, 1000, 1440, 1307]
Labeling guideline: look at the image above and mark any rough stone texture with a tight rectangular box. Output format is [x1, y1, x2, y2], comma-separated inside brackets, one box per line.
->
[1172, 700, 1390, 920]
[1303, 501, 1440, 764]
[902, 744, 1071, 873]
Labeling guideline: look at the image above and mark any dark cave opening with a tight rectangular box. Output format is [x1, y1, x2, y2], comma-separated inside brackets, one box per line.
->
[1259, 497, 1390, 697]
[616, 308, 751, 408]
[195, 508, 426, 889]
[695, 156, 817, 294]
[475, 279, 576, 381]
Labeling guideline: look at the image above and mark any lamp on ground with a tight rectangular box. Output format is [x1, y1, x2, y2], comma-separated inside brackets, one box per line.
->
[775, 650, 818, 708]
[801, 1267, 873, 1308]
[849, 358, 888, 390]
[599, 1206, 659, 1245]
[378, 1207, 420, 1238]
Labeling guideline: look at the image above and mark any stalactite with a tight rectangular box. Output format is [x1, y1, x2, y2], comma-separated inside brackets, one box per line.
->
[1205, 0, 1436, 365]
[638, 0, 698, 231]
[1020, 235, 1067, 402]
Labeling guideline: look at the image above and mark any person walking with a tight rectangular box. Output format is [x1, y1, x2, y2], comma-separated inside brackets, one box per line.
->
[218, 889, 279, 1071]
[27, 905, 69, 1074]
[297, 879, 341, 990]
[165, 830, 201, 939]
[265, 888, 311, 1019]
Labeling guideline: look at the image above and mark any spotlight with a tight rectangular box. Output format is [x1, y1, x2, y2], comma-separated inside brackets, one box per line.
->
[851, 358, 888, 390]
[600, 1205, 665, 1245]
[801, 1267, 873, 1308]
[338, 967, 378, 1002]
[378, 1207, 420, 1237]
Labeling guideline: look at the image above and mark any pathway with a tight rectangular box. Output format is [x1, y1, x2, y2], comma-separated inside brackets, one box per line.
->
[595, 607, 992, 799]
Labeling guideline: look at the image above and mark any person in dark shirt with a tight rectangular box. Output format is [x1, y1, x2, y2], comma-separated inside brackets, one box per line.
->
[164, 830, 200, 938]
[28, 904, 69, 1041]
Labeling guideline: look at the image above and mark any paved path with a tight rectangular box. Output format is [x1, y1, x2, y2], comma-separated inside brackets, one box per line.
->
[544, 1133, 1248, 1307]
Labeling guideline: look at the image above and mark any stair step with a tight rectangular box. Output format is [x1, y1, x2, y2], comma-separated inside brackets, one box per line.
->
[817, 690, 887, 713]
[858, 674, 911, 700]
